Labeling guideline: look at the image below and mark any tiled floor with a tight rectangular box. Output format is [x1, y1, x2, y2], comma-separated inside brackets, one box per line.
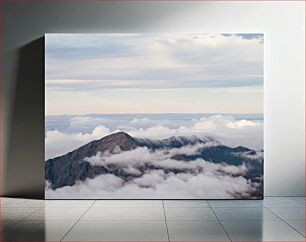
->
[0, 197, 305, 241]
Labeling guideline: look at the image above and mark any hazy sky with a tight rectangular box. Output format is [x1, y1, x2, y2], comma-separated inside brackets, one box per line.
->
[45, 33, 263, 115]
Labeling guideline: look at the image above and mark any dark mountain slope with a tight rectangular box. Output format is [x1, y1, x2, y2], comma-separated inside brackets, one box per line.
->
[45, 132, 263, 189]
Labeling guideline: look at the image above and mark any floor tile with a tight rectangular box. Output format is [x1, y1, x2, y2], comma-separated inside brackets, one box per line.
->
[0, 207, 40, 220]
[165, 207, 217, 221]
[291, 197, 305, 205]
[46, 200, 94, 208]
[213, 207, 279, 221]
[167, 220, 230, 241]
[164, 200, 209, 208]
[0, 220, 20, 231]
[264, 197, 304, 207]
[221, 220, 305, 241]
[92, 200, 163, 208]
[25, 207, 87, 220]
[0, 196, 304, 241]
[208, 199, 263, 208]
[1, 220, 75, 241]
[0, 220, 21, 240]
[0, 198, 46, 208]
[286, 220, 305, 236]
[81, 207, 165, 221]
[63, 220, 168, 241]
[268, 207, 305, 220]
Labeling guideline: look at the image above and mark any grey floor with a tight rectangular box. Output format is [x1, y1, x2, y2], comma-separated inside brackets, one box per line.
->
[0, 197, 305, 241]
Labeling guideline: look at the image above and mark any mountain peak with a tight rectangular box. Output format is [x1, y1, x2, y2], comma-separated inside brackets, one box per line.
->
[94, 131, 138, 153]
[98, 131, 133, 143]
[104, 131, 131, 139]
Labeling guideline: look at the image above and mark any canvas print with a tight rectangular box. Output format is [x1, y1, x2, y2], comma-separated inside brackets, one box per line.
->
[45, 33, 263, 199]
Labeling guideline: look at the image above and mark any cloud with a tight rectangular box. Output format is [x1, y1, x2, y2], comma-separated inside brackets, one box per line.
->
[133, 170, 166, 188]
[226, 119, 259, 129]
[233, 151, 264, 161]
[45, 167, 258, 199]
[45, 114, 263, 159]
[46, 34, 263, 90]
[84, 143, 222, 172]
[45, 124, 262, 199]
[127, 115, 263, 150]
[45, 125, 111, 159]
[69, 116, 108, 128]
[129, 117, 169, 129]
[45, 34, 263, 115]
[46, 174, 124, 197]
[46, 132, 261, 199]
[83, 143, 250, 178]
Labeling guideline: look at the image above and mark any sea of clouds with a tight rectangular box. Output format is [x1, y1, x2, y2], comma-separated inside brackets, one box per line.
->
[45, 114, 263, 199]
[46, 170, 260, 199]
[45, 114, 263, 160]
[45, 144, 261, 199]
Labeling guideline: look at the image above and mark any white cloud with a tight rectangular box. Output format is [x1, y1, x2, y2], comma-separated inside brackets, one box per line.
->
[45, 125, 111, 159]
[45, 114, 263, 159]
[122, 166, 142, 176]
[46, 34, 263, 90]
[84, 143, 222, 172]
[192, 120, 217, 130]
[82, 143, 252, 193]
[69, 116, 107, 128]
[133, 170, 166, 188]
[129, 117, 173, 129]
[226, 119, 259, 129]
[45, 34, 263, 115]
[128, 125, 177, 139]
[45, 132, 261, 199]
[127, 115, 263, 150]
[45, 167, 258, 199]
[233, 151, 264, 161]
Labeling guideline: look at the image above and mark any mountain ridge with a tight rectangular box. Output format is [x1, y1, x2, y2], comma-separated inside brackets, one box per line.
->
[45, 132, 262, 191]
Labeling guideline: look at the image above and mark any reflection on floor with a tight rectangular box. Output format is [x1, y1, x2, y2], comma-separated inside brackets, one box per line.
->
[0, 197, 304, 241]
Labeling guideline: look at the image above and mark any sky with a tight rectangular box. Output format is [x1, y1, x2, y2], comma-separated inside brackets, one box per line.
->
[45, 33, 263, 115]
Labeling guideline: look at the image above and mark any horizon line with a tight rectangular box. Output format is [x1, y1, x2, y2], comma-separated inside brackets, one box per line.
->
[45, 112, 264, 117]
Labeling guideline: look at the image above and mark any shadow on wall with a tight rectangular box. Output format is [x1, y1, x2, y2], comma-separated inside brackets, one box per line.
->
[4, 37, 45, 199]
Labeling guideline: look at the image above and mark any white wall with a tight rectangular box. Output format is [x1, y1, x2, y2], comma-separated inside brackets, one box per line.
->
[3, 1, 304, 197]
[158, 1, 305, 196]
